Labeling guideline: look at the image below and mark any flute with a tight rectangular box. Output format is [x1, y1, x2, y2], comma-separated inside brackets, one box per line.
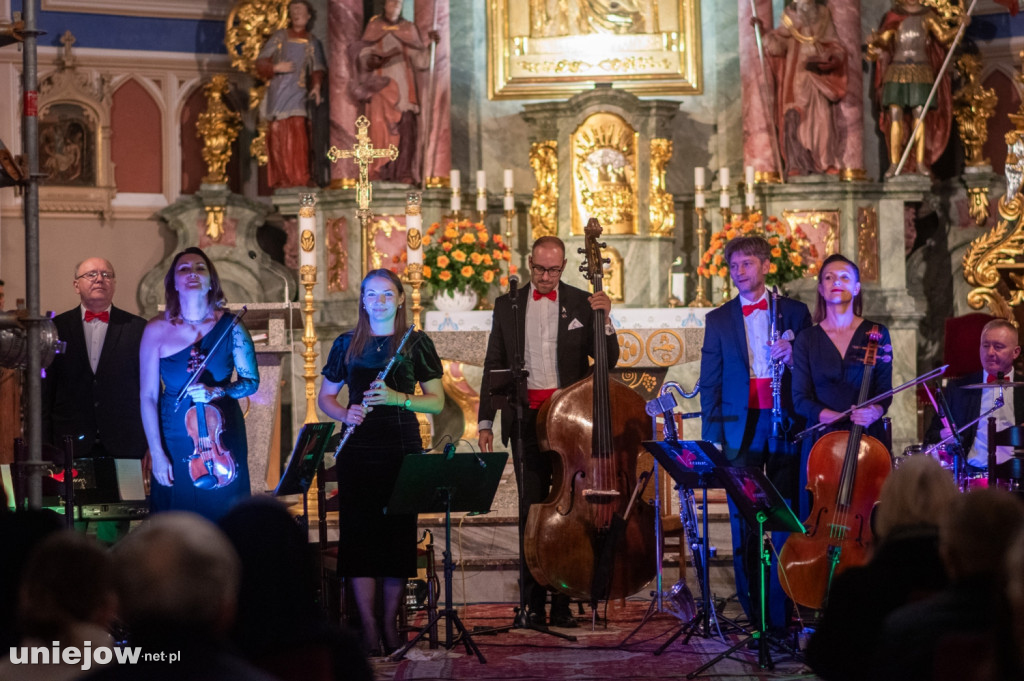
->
[332, 324, 417, 460]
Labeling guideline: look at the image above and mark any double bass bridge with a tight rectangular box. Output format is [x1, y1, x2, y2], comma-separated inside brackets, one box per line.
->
[582, 488, 622, 502]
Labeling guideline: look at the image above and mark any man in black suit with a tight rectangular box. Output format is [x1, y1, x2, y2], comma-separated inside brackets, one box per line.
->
[924, 319, 1023, 481]
[477, 235, 619, 629]
[42, 257, 148, 540]
[700, 235, 811, 634]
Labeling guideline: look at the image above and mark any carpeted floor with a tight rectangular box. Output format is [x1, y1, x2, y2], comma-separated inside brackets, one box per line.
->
[371, 600, 819, 681]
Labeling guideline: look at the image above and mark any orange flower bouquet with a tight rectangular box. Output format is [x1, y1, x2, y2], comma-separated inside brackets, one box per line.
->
[422, 220, 514, 299]
[697, 212, 817, 288]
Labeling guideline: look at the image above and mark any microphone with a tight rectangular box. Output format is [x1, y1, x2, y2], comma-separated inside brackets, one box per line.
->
[508, 274, 519, 302]
[248, 250, 290, 306]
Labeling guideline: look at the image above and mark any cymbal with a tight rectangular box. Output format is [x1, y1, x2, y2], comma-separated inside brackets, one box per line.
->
[959, 381, 1024, 390]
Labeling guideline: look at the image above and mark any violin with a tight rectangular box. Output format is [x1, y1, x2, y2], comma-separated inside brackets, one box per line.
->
[183, 342, 237, 490]
[778, 325, 892, 609]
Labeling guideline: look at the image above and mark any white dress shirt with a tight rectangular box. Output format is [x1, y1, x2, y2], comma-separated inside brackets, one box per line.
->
[969, 369, 1016, 467]
[524, 290, 559, 390]
[739, 292, 771, 380]
[81, 304, 111, 373]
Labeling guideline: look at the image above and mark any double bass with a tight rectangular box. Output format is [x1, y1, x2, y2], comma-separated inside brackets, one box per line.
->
[524, 218, 657, 604]
[778, 325, 892, 609]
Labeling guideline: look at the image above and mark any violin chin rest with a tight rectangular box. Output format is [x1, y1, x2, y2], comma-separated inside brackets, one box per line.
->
[192, 474, 218, 490]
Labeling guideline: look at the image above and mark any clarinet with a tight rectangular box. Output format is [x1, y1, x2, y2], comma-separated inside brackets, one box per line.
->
[769, 286, 785, 441]
[332, 324, 417, 460]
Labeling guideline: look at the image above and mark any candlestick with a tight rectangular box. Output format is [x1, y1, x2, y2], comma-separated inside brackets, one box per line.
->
[298, 193, 317, 272]
[688, 206, 712, 307]
[405, 192, 423, 266]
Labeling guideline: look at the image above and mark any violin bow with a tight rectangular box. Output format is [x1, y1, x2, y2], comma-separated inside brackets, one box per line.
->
[174, 306, 248, 411]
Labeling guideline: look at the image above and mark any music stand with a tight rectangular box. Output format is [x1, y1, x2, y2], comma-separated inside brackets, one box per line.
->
[636, 440, 741, 654]
[387, 451, 508, 664]
[686, 459, 804, 678]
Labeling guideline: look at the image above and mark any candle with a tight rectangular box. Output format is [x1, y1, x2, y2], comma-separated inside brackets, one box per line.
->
[719, 190, 730, 209]
[298, 193, 317, 270]
[694, 166, 705, 187]
[671, 272, 686, 301]
[476, 191, 487, 212]
[695, 192, 705, 209]
[719, 167, 729, 188]
[745, 165, 755, 187]
[504, 192, 515, 211]
[745, 192, 756, 208]
[504, 168, 514, 189]
[451, 192, 461, 212]
[450, 169, 460, 189]
[477, 170, 486, 190]
[406, 192, 423, 265]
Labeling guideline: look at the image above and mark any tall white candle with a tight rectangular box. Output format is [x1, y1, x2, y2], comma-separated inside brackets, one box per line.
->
[406, 192, 423, 265]
[477, 170, 486, 190]
[745, 192, 756, 208]
[745, 165, 755, 187]
[694, 166, 705, 187]
[476, 191, 487, 212]
[298, 215, 316, 270]
[695, 192, 705, 209]
[451, 192, 461, 212]
[719, 190, 730, 209]
[504, 168, 514, 189]
[504, 191, 515, 211]
[719, 167, 729, 188]
[450, 169, 460, 189]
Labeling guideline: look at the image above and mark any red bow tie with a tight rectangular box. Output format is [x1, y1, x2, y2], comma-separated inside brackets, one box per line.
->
[988, 374, 1003, 383]
[84, 310, 109, 323]
[533, 289, 557, 301]
[742, 299, 767, 316]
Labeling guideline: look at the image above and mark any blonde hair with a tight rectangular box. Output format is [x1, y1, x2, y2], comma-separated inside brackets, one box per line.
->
[873, 454, 958, 542]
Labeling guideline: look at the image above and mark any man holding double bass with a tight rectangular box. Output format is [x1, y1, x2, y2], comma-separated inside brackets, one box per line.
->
[478, 235, 618, 629]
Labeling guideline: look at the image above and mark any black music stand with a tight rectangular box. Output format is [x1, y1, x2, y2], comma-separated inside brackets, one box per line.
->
[638, 440, 741, 653]
[686, 460, 804, 678]
[387, 451, 508, 664]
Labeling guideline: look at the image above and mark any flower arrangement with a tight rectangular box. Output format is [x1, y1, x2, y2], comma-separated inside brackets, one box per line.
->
[697, 212, 817, 288]
[421, 220, 514, 298]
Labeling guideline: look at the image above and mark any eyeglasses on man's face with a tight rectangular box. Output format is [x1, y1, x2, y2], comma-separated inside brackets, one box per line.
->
[75, 271, 116, 282]
[530, 264, 563, 277]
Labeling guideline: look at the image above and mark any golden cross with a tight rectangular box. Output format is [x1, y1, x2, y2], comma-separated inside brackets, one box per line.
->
[327, 115, 398, 221]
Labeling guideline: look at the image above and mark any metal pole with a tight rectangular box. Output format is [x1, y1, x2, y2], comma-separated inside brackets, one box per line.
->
[21, 0, 44, 508]
[893, 0, 977, 177]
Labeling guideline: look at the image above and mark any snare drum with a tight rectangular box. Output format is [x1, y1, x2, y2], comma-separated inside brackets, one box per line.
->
[900, 444, 956, 471]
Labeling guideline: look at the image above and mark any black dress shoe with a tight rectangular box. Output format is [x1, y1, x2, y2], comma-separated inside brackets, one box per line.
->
[526, 611, 546, 626]
[549, 611, 579, 628]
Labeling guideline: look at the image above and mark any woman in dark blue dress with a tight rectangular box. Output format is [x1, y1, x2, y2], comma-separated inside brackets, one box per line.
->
[140, 247, 259, 522]
[792, 254, 893, 515]
[317, 268, 444, 656]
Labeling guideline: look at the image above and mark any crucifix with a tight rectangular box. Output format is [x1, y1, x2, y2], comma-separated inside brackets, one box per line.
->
[327, 115, 398, 229]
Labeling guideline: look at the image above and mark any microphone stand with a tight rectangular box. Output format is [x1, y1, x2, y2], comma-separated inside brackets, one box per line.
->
[474, 277, 576, 642]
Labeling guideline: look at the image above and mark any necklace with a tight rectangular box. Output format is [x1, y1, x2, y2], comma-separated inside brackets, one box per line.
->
[374, 335, 389, 352]
[180, 312, 210, 325]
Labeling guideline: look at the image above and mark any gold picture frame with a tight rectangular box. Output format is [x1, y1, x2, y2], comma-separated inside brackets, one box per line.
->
[487, 0, 702, 100]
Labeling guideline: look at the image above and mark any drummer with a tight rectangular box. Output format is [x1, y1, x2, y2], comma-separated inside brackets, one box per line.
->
[924, 319, 1024, 478]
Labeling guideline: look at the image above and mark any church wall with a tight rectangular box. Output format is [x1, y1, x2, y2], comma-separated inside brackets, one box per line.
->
[111, 78, 163, 194]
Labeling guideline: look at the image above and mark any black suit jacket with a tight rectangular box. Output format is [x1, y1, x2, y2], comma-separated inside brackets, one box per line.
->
[42, 305, 148, 458]
[478, 281, 620, 445]
[923, 371, 1024, 453]
[699, 294, 811, 454]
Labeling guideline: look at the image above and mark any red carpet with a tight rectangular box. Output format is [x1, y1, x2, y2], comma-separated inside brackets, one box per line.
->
[384, 601, 816, 681]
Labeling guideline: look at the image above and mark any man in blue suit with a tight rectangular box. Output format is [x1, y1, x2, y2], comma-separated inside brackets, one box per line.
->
[699, 235, 811, 635]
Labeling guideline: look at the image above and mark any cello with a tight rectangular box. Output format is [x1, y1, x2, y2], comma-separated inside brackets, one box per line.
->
[524, 218, 657, 604]
[778, 325, 892, 609]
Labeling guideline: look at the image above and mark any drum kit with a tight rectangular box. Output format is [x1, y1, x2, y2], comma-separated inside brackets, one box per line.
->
[897, 379, 1024, 493]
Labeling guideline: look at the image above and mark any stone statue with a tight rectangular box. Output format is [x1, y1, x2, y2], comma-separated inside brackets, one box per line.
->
[256, 0, 328, 188]
[350, 0, 439, 186]
[758, 0, 848, 177]
[866, 0, 963, 177]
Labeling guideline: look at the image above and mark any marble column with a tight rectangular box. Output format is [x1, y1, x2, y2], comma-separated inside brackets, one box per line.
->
[415, 0, 452, 187]
[328, 0, 363, 187]
[739, 0, 778, 179]
[830, 0, 865, 179]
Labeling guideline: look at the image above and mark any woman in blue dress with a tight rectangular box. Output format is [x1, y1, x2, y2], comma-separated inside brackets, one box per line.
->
[792, 253, 893, 515]
[140, 247, 259, 522]
[317, 268, 444, 656]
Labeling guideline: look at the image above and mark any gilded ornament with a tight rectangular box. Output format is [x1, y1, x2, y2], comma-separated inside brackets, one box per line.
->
[648, 138, 675, 236]
[204, 205, 226, 242]
[953, 53, 997, 168]
[407, 227, 422, 250]
[300, 228, 315, 253]
[225, 0, 289, 109]
[571, 112, 638, 235]
[529, 140, 558, 239]
[196, 75, 242, 185]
